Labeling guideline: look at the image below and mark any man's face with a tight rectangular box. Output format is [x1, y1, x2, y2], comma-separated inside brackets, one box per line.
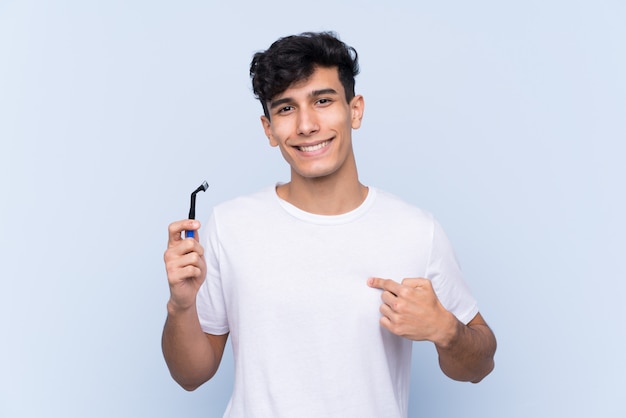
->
[261, 66, 364, 182]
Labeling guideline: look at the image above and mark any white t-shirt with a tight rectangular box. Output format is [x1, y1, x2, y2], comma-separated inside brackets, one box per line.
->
[197, 186, 478, 417]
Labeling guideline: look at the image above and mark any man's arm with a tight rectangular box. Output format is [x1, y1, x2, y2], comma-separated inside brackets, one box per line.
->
[435, 311, 495, 383]
[161, 219, 228, 391]
[162, 303, 228, 391]
[367, 277, 496, 383]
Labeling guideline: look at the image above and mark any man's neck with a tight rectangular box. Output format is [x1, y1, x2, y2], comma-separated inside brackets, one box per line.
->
[276, 174, 368, 216]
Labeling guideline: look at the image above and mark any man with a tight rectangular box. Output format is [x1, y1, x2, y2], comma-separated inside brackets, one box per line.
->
[162, 32, 496, 417]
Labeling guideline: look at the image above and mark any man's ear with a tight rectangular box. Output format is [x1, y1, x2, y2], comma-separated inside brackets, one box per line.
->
[261, 115, 278, 147]
[350, 95, 365, 130]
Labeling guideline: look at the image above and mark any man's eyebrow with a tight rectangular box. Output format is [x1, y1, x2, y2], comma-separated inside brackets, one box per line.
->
[310, 88, 339, 97]
[269, 88, 339, 110]
[269, 97, 293, 110]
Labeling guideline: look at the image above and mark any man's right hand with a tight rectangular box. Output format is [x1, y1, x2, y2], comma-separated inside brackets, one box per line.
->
[163, 219, 207, 312]
[162, 218, 226, 390]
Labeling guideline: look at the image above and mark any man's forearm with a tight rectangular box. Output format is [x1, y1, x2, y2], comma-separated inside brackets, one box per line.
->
[435, 313, 496, 383]
[161, 302, 223, 391]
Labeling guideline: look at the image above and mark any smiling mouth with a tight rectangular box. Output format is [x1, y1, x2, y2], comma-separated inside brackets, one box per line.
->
[297, 140, 331, 152]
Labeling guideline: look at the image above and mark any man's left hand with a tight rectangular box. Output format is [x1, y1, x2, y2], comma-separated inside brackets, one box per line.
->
[367, 277, 457, 347]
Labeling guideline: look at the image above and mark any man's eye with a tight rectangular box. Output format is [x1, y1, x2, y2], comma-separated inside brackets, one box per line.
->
[278, 105, 294, 113]
[317, 98, 332, 105]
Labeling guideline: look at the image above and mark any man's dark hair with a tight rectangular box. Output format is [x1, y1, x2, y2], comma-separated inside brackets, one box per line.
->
[250, 31, 360, 118]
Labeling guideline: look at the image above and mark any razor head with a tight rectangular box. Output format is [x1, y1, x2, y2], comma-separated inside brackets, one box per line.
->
[193, 181, 209, 195]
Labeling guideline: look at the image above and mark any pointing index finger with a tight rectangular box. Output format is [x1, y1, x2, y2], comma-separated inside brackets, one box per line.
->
[367, 277, 401, 293]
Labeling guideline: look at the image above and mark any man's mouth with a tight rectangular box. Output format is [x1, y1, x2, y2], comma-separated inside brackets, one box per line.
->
[297, 140, 331, 152]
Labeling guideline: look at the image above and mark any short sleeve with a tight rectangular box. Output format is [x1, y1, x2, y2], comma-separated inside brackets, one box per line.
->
[425, 219, 479, 325]
[196, 211, 230, 335]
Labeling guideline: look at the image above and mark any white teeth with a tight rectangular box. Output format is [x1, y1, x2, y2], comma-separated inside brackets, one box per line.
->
[299, 140, 329, 152]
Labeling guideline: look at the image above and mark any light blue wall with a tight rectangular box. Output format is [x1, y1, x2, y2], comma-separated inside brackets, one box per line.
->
[1, 1, 625, 417]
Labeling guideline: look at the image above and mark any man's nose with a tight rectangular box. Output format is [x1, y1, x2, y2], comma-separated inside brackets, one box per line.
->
[296, 107, 320, 136]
